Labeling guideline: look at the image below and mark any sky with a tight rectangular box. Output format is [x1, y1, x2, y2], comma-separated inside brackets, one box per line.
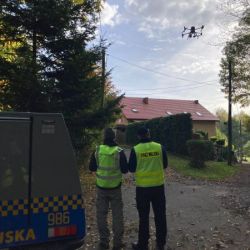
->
[98, 0, 250, 115]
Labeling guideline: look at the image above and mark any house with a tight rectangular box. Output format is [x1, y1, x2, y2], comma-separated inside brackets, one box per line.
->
[116, 97, 219, 137]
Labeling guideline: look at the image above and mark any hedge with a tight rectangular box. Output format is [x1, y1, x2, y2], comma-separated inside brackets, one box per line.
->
[126, 113, 192, 155]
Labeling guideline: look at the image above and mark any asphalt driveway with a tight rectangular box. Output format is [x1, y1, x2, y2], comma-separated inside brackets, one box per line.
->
[81, 164, 250, 250]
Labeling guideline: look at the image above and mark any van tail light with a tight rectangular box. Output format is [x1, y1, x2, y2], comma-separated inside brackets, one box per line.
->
[48, 225, 77, 238]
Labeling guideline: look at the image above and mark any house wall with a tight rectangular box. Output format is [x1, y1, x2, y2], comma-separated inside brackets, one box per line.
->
[192, 120, 217, 137]
[115, 116, 128, 145]
[115, 115, 128, 125]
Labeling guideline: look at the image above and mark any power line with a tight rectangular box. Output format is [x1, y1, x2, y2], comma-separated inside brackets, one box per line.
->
[108, 54, 219, 85]
[123, 81, 226, 95]
[124, 82, 215, 92]
[202, 96, 227, 102]
[125, 83, 213, 96]
[113, 72, 224, 99]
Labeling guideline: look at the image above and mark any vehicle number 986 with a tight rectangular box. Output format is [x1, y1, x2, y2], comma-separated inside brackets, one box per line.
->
[48, 212, 70, 226]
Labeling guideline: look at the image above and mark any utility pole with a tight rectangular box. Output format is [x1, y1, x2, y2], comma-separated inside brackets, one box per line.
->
[101, 47, 106, 108]
[228, 59, 233, 166]
[239, 120, 242, 164]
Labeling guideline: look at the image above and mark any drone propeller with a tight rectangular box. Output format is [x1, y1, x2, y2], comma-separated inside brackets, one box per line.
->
[181, 25, 205, 38]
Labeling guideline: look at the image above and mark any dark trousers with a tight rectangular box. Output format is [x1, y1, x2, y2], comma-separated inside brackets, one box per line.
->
[136, 185, 167, 247]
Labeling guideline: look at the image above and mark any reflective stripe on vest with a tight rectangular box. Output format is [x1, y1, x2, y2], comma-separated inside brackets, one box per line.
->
[134, 142, 164, 187]
[96, 145, 122, 188]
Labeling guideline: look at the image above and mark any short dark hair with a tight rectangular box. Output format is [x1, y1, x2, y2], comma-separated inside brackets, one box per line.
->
[137, 126, 149, 137]
[104, 128, 115, 141]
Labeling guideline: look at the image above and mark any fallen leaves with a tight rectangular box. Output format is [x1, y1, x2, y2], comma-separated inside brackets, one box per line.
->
[79, 165, 250, 250]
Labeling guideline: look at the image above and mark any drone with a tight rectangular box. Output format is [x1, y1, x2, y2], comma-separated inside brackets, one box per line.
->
[182, 25, 204, 39]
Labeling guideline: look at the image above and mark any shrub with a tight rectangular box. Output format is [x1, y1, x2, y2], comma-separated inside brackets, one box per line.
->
[216, 128, 228, 145]
[243, 141, 250, 156]
[187, 140, 214, 168]
[220, 147, 237, 162]
[192, 133, 202, 140]
[126, 114, 193, 155]
[125, 121, 146, 145]
[210, 136, 217, 143]
[195, 130, 208, 140]
[216, 139, 225, 146]
[206, 142, 215, 160]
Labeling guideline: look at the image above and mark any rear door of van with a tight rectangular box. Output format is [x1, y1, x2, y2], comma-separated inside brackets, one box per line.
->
[0, 116, 31, 248]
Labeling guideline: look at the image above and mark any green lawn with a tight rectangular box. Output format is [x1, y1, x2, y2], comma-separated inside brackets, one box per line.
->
[168, 153, 239, 180]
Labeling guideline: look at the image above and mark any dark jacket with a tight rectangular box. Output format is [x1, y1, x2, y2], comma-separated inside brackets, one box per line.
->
[128, 138, 168, 173]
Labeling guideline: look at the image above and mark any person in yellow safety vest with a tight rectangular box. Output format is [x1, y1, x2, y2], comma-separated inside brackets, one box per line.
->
[129, 127, 168, 250]
[89, 128, 128, 250]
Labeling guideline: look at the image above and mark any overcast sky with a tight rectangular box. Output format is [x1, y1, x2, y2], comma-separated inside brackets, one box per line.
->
[98, 0, 249, 115]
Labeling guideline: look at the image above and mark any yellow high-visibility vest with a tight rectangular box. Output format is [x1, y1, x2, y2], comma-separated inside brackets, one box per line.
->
[134, 142, 164, 187]
[95, 145, 122, 188]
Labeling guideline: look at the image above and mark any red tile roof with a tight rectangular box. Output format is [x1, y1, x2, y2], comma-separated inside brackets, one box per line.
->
[121, 97, 219, 121]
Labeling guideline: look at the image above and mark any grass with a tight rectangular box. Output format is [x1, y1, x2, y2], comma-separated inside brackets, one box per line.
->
[79, 153, 240, 184]
[244, 157, 250, 162]
[168, 153, 239, 180]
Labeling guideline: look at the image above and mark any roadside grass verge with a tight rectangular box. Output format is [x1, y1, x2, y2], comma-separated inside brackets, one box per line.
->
[79, 152, 240, 184]
[169, 153, 239, 180]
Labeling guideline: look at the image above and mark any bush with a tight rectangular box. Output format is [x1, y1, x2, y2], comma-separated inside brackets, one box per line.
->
[243, 141, 250, 157]
[195, 130, 208, 140]
[215, 128, 228, 145]
[187, 140, 214, 168]
[192, 132, 202, 140]
[220, 146, 238, 162]
[216, 139, 225, 146]
[125, 121, 146, 145]
[126, 114, 193, 155]
[207, 143, 215, 160]
[210, 136, 217, 143]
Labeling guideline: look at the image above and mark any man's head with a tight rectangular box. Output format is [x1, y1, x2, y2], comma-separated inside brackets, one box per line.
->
[103, 128, 115, 142]
[137, 126, 150, 139]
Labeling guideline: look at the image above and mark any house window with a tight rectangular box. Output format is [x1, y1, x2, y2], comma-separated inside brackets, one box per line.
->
[196, 112, 202, 116]
[131, 108, 139, 113]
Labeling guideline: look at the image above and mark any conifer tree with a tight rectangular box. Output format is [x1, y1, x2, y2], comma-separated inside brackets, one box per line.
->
[0, 0, 123, 152]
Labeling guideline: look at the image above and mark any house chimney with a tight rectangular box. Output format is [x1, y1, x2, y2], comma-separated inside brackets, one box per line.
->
[143, 97, 149, 104]
[194, 100, 199, 104]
